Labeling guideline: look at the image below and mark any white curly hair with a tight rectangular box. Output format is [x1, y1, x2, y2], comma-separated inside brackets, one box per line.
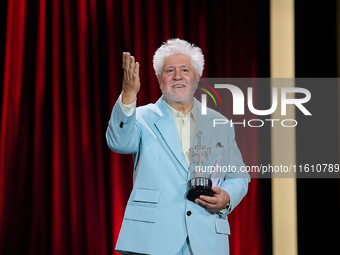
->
[153, 38, 204, 77]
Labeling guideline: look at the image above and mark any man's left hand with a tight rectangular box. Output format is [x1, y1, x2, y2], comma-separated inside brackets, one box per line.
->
[195, 187, 230, 213]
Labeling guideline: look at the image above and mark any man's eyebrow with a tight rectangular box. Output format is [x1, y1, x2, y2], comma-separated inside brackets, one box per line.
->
[164, 65, 190, 69]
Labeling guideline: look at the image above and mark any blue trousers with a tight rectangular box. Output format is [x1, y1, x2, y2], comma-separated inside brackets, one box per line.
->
[124, 237, 193, 255]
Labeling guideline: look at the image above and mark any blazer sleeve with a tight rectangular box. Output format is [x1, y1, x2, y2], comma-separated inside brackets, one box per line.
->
[106, 96, 141, 155]
[219, 126, 251, 215]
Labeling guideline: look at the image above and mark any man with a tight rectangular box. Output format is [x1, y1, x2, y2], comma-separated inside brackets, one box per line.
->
[106, 39, 250, 255]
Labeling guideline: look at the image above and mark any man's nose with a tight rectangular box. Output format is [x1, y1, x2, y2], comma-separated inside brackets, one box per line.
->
[172, 68, 183, 80]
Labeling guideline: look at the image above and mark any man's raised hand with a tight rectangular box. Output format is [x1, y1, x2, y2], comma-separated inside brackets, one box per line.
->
[122, 52, 140, 104]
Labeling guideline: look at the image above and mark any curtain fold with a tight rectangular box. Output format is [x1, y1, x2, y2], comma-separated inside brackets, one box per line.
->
[0, 1, 263, 254]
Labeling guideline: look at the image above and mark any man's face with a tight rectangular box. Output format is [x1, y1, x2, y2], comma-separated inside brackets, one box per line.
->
[158, 54, 199, 105]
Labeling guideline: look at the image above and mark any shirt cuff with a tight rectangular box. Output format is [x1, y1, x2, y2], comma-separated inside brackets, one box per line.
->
[119, 94, 136, 116]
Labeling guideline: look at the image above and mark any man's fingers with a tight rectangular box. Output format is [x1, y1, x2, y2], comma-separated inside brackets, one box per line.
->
[123, 52, 131, 69]
[123, 53, 139, 75]
[195, 198, 209, 207]
[211, 186, 221, 194]
[129, 56, 135, 70]
[122, 52, 128, 68]
[195, 198, 218, 209]
[193, 189, 230, 213]
[122, 52, 126, 66]
[198, 195, 218, 204]
[126, 54, 131, 68]
[134, 62, 139, 74]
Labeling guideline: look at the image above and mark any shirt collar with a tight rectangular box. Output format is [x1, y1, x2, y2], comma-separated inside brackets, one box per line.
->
[163, 99, 197, 124]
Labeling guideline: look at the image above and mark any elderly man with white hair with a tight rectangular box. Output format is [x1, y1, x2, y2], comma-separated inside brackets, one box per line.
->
[106, 38, 250, 255]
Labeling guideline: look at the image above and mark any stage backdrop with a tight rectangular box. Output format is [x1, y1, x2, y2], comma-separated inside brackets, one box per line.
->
[0, 0, 264, 254]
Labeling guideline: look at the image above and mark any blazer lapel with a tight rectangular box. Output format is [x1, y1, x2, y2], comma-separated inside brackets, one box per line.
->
[195, 99, 217, 148]
[153, 97, 189, 172]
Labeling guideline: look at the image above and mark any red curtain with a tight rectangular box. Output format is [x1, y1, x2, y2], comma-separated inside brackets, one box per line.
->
[0, 0, 263, 254]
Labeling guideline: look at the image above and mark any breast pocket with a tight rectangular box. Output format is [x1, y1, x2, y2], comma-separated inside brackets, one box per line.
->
[209, 147, 227, 163]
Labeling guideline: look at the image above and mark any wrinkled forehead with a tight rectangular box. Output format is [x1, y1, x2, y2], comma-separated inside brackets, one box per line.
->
[162, 54, 194, 69]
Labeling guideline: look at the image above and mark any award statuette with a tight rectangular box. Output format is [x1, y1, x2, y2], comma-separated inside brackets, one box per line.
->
[186, 131, 214, 202]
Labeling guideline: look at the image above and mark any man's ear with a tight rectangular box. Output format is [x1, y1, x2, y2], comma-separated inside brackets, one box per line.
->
[195, 74, 200, 88]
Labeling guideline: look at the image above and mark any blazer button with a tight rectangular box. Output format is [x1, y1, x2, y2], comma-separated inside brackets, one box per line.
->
[187, 211, 192, 216]
[119, 122, 124, 128]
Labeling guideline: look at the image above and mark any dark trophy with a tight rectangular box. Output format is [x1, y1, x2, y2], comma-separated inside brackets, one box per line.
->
[186, 131, 214, 202]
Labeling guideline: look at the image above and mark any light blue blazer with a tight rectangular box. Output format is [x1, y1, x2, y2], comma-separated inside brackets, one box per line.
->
[106, 96, 250, 255]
